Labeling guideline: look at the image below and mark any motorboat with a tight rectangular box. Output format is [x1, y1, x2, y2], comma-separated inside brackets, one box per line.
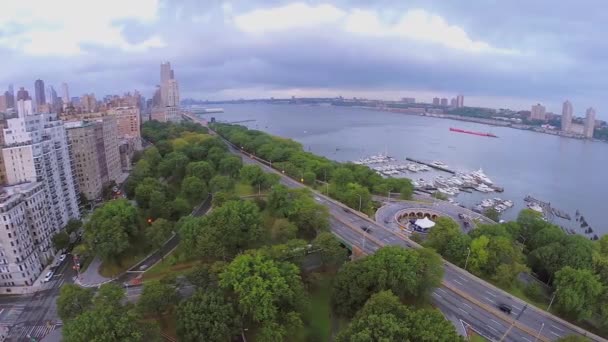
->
[431, 161, 449, 169]
[472, 168, 493, 185]
[475, 184, 494, 193]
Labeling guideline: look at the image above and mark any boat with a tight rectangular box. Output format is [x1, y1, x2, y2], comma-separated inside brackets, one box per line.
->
[503, 200, 514, 207]
[471, 168, 493, 185]
[450, 127, 498, 138]
[527, 203, 543, 213]
[475, 184, 494, 193]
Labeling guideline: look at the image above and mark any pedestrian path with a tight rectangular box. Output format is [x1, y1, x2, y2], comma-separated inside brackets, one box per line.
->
[11, 322, 62, 341]
[74, 257, 113, 288]
[0, 304, 26, 327]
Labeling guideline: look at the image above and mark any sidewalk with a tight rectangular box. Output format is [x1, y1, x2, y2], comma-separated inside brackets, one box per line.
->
[74, 257, 113, 288]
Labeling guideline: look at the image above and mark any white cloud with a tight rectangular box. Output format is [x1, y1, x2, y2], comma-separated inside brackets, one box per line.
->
[0, 0, 162, 56]
[233, 3, 514, 54]
[234, 3, 346, 34]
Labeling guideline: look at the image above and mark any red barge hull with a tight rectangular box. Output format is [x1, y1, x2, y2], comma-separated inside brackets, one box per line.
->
[449, 127, 498, 138]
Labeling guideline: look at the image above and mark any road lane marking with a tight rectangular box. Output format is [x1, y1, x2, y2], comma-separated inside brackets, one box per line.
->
[485, 290, 497, 297]
[487, 325, 499, 333]
[432, 292, 442, 299]
[550, 324, 564, 332]
[550, 331, 562, 337]
[457, 275, 468, 282]
[521, 337, 532, 342]
[462, 303, 472, 310]
[437, 288, 447, 294]
[458, 308, 468, 314]
[454, 280, 464, 286]
[483, 296, 495, 303]
[490, 319, 503, 327]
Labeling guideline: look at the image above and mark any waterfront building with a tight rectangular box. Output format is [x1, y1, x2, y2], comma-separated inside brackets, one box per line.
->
[584, 107, 596, 138]
[0, 182, 54, 291]
[530, 103, 546, 121]
[450, 98, 457, 107]
[1, 113, 80, 231]
[34, 80, 45, 108]
[561, 100, 573, 132]
[440, 98, 448, 106]
[65, 118, 120, 200]
[432, 97, 440, 105]
[401, 97, 416, 104]
[456, 94, 464, 108]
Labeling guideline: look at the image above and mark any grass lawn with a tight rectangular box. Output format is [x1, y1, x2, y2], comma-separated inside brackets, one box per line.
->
[469, 331, 489, 342]
[235, 182, 255, 196]
[302, 274, 342, 342]
[142, 253, 200, 281]
[99, 250, 150, 278]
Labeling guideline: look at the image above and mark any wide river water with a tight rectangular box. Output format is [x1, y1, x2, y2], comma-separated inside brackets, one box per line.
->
[196, 103, 607, 237]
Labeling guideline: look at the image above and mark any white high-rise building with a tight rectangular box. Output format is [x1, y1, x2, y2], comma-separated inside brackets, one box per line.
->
[2, 113, 80, 229]
[530, 103, 546, 121]
[61, 83, 70, 106]
[561, 100, 573, 132]
[456, 94, 464, 108]
[0, 182, 54, 291]
[16, 99, 33, 117]
[584, 107, 596, 139]
[162, 79, 180, 107]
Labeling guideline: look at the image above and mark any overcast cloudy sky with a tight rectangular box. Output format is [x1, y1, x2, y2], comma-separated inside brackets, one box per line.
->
[0, 0, 606, 116]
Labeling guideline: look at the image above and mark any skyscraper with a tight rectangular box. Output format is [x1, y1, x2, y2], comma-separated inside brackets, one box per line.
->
[61, 82, 70, 105]
[16, 100, 33, 117]
[16, 87, 30, 101]
[440, 98, 448, 106]
[160, 62, 172, 84]
[34, 79, 46, 106]
[530, 103, 546, 121]
[456, 94, 464, 108]
[561, 100, 573, 132]
[432, 97, 440, 105]
[584, 107, 596, 138]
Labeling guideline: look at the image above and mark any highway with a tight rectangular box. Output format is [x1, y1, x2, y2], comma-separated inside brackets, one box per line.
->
[226, 140, 605, 342]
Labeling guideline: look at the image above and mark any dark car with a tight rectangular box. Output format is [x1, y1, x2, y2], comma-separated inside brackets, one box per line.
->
[360, 225, 372, 233]
[498, 303, 512, 314]
[342, 208, 349, 213]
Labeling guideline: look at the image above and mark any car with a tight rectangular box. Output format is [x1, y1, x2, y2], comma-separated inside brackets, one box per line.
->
[43, 271, 54, 282]
[58, 254, 66, 262]
[498, 303, 512, 314]
[342, 208, 349, 213]
[360, 226, 372, 233]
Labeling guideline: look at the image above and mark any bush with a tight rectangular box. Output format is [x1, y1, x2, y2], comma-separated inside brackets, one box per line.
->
[523, 282, 545, 302]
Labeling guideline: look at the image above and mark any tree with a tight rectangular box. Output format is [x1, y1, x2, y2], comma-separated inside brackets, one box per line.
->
[145, 218, 173, 250]
[62, 306, 150, 342]
[148, 190, 169, 219]
[142, 146, 162, 167]
[336, 290, 463, 342]
[186, 262, 225, 289]
[484, 207, 500, 222]
[84, 200, 138, 262]
[209, 175, 235, 193]
[556, 336, 593, 342]
[181, 176, 208, 206]
[240, 164, 266, 187]
[218, 155, 243, 178]
[287, 191, 329, 238]
[134, 178, 164, 208]
[424, 217, 462, 256]
[220, 252, 305, 334]
[442, 234, 472, 267]
[340, 183, 372, 211]
[312, 232, 347, 270]
[302, 171, 316, 185]
[52, 231, 70, 251]
[137, 281, 178, 318]
[269, 218, 298, 243]
[176, 289, 239, 342]
[186, 161, 215, 183]
[170, 197, 192, 220]
[56, 284, 94, 321]
[466, 236, 490, 274]
[267, 184, 291, 217]
[65, 219, 82, 235]
[554, 266, 603, 320]
[204, 200, 263, 255]
[331, 167, 354, 187]
[211, 191, 239, 208]
[158, 151, 190, 180]
[415, 248, 445, 296]
[94, 283, 125, 308]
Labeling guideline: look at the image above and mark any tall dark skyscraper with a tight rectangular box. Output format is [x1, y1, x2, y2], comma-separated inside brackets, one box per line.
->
[34, 79, 46, 105]
[6, 85, 14, 108]
[16, 87, 30, 101]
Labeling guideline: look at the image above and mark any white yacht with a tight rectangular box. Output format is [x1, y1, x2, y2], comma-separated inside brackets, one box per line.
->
[472, 168, 493, 185]
[431, 161, 449, 168]
[504, 200, 514, 207]
[475, 184, 494, 193]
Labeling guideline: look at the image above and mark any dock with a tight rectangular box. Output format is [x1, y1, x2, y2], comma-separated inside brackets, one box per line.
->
[524, 195, 571, 220]
[405, 157, 455, 174]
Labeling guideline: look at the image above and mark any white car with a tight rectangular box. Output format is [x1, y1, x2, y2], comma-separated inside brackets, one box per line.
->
[59, 254, 67, 262]
[43, 271, 54, 282]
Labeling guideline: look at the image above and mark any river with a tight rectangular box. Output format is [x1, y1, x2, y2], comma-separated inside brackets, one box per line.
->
[196, 103, 607, 237]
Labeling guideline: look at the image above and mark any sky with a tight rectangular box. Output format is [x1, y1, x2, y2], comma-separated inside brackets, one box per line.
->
[0, 0, 606, 117]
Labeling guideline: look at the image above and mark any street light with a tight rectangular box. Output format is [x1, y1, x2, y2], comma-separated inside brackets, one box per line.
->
[464, 247, 471, 270]
[547, 290, 558, 311]
[357, 194, 362, 212]
[534, 322, 545, 342]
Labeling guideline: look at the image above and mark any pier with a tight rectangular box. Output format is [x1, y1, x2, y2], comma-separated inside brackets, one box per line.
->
[405, 157, 455, 174]
[524, 195, 571, 220]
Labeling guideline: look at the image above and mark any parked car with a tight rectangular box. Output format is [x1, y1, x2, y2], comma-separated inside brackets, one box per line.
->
[43, 271, 54, 282]
[58, 254, 66, 262]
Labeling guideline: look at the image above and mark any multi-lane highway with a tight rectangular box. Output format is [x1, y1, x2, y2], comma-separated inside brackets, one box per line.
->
[225, 137, 604, 342]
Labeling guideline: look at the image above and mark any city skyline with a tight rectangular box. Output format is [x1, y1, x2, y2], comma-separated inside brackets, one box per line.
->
[1, 1, 608, 117]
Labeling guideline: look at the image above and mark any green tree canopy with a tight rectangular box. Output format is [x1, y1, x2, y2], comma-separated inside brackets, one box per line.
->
[145, 218, 173, 250]
[209, 175, 235, 193]
[137, 280, 178, 318]
[84, 200, 139, 262]
[186, 161, 215, 183]
[176, 289, 239, 342]
[218, 155, 243, 178]
[554, 266, 603, 320]
[158, 151, 190, 180]
[312, 232, 348, 270]
[56, 284, 94, 321]
[52, 231, 70, 251]
[181, 176, 208, 206]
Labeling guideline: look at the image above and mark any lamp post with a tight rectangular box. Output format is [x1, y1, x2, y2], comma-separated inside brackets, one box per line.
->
[464, 247, 471, 270]
[547, 290, 558, 312]
[357, 194, 362, 212]
[534, 322, 544, 342]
